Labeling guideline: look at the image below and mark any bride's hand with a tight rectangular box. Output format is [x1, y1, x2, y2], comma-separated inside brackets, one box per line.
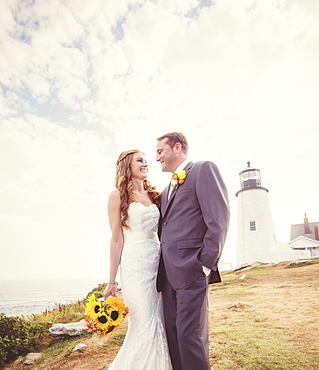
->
[103, 283, 117, 299]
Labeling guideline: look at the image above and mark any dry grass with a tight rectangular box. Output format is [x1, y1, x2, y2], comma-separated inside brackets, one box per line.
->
[209, 260, 319, 369]
[5, 260, 319, 370]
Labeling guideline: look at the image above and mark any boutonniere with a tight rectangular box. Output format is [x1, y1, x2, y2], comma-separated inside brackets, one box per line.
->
[171, 170, 187, 188]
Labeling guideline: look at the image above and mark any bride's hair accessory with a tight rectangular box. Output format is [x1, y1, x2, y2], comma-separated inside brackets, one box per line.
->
[116, 149, 141, 165]
[85, 294, 128, 337]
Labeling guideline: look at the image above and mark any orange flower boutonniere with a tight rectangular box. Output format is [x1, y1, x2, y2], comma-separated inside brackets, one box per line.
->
[171, 170, 187, 187]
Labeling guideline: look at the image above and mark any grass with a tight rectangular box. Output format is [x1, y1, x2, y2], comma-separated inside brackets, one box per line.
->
[207, 261, 319, 370]
[220, 290, 253, 299]
[37, 334, 91, 363]
[210, 311, 318, 370]
[4, 261, 319, 369]
[25, 300, 86, 325]
[106, 328, 127, 347]
[1, 286, 106, 369]
[248, 269, 275, 276]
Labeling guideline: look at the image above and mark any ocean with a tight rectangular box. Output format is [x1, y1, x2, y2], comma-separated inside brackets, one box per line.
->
[0, 277, 106, 317]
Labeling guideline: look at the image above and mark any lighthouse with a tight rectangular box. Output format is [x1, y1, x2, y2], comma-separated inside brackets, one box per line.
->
[236, 162, 292, 266]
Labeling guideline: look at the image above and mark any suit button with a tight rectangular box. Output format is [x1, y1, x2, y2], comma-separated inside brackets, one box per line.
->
[163, 222, 167, 226]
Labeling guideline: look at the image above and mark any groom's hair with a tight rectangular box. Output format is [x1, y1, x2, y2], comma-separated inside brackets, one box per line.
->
[157, 132, 189, 154]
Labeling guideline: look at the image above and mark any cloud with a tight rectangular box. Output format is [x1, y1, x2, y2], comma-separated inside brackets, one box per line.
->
[0, 115, 113, 208]
[0, 114, 113, 279]
[1, 0, 319, 278]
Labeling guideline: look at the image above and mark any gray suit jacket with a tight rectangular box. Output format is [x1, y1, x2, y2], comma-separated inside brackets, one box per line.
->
[157, 161, 230, 290]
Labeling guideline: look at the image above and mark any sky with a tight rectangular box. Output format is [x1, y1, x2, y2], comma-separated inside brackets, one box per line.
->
[1, 0, 318, 281]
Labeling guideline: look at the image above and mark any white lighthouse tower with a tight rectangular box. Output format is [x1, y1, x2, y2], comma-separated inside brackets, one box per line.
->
[236, 162, 291, 267]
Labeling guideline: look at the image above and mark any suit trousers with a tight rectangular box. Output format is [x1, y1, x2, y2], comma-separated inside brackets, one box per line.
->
[162, 274, 210, 370]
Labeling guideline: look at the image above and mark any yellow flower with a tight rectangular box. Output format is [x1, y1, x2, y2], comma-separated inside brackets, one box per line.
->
[171, 170, 187, 186]
[94, 312, 111, 330]
[86, 293, 97, 304]
[106, 307, 126, 327]
[85, 294, 102, 319]
[178, 170, 186, 180]
[105, 296, 127, 311]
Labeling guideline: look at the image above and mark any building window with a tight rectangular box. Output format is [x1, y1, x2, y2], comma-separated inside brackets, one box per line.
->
[249, 221, 256, 231]
[312, 248, 319, 257]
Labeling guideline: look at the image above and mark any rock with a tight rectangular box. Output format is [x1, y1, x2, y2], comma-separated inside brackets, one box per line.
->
[49, 319, 91, 337]
[239, 274, 246, 280]
[23, 352, 42, 365]
[250, 261, 265, 267]
[234, 263, 252, 271]
[235, 261, 265, 271]
[72, 343, 87, 352]
[227, 302, 244, 310]
[288, 260, 311, 266]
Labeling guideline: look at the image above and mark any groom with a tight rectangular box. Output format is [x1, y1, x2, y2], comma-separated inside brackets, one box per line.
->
[156, 132, 230, 370]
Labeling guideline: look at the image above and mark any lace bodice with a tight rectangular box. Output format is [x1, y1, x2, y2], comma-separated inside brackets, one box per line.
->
[123, 202, 159, 243]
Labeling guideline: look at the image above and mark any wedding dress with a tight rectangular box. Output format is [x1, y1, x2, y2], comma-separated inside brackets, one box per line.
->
[108, 202, 172, 370]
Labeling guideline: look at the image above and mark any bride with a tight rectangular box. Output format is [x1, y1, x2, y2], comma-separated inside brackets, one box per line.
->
[103, 149, 172, 370]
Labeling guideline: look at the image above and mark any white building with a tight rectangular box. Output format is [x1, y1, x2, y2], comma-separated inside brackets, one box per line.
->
[236, 162, 292, 267]
[289, 215, 319, 259]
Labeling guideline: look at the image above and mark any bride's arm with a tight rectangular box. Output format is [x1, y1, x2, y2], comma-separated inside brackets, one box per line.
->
[103, 190, 124, 298]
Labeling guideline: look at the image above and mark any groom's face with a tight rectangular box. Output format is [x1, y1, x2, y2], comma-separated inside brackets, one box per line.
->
[156, 139, 177, 173]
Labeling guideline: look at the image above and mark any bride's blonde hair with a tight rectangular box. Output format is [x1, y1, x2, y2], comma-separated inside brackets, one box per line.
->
[115, 149, 160, 229]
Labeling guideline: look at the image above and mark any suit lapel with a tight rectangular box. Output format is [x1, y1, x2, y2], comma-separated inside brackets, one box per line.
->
[165, 186, 177, 213]
[161, 186, 169, 215]
[162, 162, 193, 217]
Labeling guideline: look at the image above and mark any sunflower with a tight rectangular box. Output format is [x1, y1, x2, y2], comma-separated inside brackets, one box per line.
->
[94, 312, 111, 330]
[108, 306, 128, 327]
[85, 293, 102, 319]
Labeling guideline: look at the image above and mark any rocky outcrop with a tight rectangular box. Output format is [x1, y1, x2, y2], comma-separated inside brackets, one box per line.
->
[48, 319, 91, 337]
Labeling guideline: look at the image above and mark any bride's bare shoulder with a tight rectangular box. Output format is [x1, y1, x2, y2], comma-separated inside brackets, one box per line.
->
[108, 189, 121, 205]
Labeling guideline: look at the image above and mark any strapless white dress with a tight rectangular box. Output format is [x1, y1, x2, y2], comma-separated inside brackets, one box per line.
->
[108, 202, 172, 370]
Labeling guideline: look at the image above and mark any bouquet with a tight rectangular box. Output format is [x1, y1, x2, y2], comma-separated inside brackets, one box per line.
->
[85, 294, 128, 337]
